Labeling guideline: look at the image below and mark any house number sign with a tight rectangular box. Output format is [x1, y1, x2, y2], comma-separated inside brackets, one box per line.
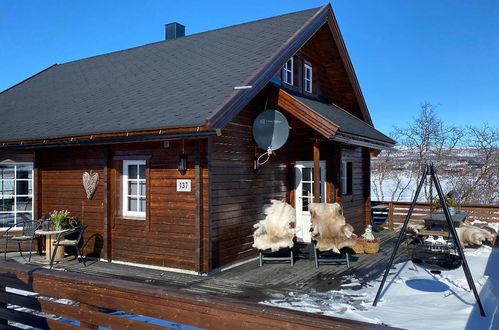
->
[176, 179, 191, 192]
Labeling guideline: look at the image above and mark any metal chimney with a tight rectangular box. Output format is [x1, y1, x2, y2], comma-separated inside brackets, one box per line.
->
[165, 22, 185, 40]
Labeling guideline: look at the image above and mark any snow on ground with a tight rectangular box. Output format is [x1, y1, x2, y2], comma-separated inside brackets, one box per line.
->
[263, 246, 499, 330]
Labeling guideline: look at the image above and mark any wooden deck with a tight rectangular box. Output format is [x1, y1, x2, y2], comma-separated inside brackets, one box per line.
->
[6, 229, 407, 303]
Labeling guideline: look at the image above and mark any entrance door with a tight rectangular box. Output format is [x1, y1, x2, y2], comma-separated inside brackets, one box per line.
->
[294, 161, 326, 243]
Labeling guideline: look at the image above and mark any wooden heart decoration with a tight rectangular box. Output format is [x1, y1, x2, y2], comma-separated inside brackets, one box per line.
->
[82, 171, 99, 200]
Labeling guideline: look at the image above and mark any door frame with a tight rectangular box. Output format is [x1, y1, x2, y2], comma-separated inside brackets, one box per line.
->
[294, 161, 326, 242]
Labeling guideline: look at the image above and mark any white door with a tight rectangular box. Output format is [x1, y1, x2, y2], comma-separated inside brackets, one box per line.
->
[294, 161, 326, 243]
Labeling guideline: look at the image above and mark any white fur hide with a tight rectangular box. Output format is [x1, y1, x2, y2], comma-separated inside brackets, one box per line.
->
[309, 202, 358, 253]
[456, 225, 497, 247]
[252, 200, 296, 252]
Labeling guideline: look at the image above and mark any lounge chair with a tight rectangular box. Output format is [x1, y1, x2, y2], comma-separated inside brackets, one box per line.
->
[309, 203, 357, 268]
[252, 200, 297, 266]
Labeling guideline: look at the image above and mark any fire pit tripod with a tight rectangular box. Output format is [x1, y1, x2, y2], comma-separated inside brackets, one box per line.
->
[372, 164, 486, 317]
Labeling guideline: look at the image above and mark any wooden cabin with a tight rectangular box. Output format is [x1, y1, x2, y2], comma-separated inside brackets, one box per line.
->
[0, 4, 395, 273]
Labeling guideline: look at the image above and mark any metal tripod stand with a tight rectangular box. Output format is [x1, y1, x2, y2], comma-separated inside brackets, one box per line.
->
[372, 164, 486, 317]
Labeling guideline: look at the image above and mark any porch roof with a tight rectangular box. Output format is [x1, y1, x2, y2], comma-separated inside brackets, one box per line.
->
[294, 96, 396, 147]
[276, 88, 395, 149]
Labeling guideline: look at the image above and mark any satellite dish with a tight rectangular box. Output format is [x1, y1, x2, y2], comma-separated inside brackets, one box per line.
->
[252, 110, 289, 151]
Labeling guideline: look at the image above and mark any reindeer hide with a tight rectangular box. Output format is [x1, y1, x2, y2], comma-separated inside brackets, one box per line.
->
[252, 200, 297, 252]
[456, 224, 497, 247]
[309, 202, 357, 253]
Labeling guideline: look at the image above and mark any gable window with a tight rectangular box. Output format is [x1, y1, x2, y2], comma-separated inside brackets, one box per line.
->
[282, 57, 294, 85]
[340, 161, 353, 196]
[122, 160, 146, 218]
[304, 63, 313, 93]
[0, 163, 33, 227]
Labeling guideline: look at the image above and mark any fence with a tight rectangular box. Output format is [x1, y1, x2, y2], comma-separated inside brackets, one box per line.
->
[0, 261, 387, 329]
[371, 201, 499, 228]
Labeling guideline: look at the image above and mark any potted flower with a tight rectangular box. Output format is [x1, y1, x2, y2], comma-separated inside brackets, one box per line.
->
[49, 210, 79, 230]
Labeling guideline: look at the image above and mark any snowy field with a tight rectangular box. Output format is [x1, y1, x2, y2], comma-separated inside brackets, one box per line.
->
[263, 226, 499, 329]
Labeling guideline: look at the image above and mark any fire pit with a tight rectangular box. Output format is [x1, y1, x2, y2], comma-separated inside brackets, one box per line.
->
[409, 236, 462, 273]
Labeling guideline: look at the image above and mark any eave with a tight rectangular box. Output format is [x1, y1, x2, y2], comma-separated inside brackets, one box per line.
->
[0, 125, 218, 150]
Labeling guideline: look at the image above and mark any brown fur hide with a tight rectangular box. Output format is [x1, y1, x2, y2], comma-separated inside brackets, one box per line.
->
[309, 203, 357, 253]
[252, 200, 297, 252]
[394, 220, 425, 235]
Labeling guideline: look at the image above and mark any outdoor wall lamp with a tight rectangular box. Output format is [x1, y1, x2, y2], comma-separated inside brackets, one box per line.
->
[178, 154, 188, 175]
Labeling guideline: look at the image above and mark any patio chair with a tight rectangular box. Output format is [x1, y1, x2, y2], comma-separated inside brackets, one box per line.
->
[49, 225, 87, 269]
[3, 219, 42, 262]
[252, 200, 297, 266]
[309, 203, 357, 268]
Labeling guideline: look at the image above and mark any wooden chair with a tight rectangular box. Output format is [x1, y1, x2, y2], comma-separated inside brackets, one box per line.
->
[3, 219, 41, 262]
[50, 225, 87, 269]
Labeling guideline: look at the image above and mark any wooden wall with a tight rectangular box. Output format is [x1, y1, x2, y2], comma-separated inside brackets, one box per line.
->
[338, 146, 370, 231]
[208, 89, 370, 268]
[278, 23, 364, 121]
[33, 140, 209, 272]
[37, 147, 106, 257]
[108, 141, 207, 272]
[209, 96, 290, 268]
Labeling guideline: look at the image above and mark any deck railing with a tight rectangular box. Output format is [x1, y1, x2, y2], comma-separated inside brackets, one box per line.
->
[0, 261, 387, 329]
[371, 201, 499, 228]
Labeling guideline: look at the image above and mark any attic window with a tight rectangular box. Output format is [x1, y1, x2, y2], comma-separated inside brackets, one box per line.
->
[304, 63, 312, 93]
[282, 58, 294, 85]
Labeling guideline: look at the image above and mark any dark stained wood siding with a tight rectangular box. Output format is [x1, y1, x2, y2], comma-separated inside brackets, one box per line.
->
[38, 146, 106, 257]
[209, 96, 290, 268]
[208, 89, 370, 268]
[280, 23, 364, 121]
[109, 141, 208, 272]
[338, 146, 369, 232]
[31, 141, 210, 272]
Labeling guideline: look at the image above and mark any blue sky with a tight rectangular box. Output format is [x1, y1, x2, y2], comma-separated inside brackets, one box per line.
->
[1, 0, 497, 135]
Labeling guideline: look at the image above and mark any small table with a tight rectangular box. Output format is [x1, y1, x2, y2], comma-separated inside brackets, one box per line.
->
[35, 229, 69, 261]
[422, 211, 468, 231]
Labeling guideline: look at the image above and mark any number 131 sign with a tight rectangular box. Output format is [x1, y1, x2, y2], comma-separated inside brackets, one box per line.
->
[176, 179, 191, 192]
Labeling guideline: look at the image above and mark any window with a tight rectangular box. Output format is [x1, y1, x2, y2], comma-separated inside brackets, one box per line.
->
[0, 163, 33, 227]
[122, 160, 146, 218]
[304, 63, 313, 93]
[282, 57, 293, 85]
[340, 161, 353, 196]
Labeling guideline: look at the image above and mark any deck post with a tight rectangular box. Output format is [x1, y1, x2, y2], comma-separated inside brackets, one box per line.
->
[79, 303, 98, 329]
[313, 141, 320, 203]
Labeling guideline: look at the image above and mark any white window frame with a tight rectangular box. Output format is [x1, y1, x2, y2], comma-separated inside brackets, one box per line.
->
[304, 63, 313, 93]
[122, 160, 146, 219]
[0, 162, 33, 228]
[282, 57, 294, 85]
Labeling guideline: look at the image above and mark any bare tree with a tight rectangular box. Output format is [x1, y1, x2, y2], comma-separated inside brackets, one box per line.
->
[371, 148, 415, 202]
[391, 103, 463, 202]
[450, 123, 499, 204]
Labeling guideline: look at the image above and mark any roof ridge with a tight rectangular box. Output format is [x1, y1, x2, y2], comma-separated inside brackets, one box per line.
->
[59, 6, 324, 67]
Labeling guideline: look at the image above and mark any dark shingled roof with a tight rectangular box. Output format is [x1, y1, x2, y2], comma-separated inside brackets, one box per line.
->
[294, 96, 396, 145]
[0, 7, 321, 142]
